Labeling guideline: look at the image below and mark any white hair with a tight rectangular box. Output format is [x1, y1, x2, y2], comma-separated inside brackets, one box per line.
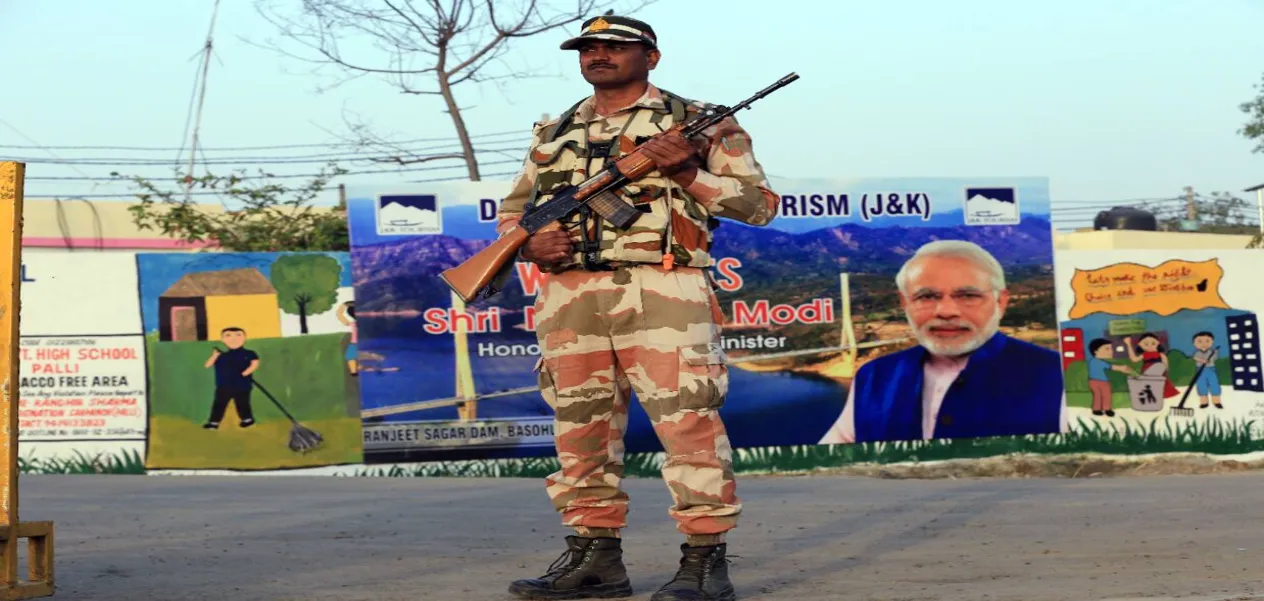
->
[895, 240, 1006, 295]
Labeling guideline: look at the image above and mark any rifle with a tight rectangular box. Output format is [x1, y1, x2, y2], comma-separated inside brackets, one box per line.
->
[438, 72, 800, 303]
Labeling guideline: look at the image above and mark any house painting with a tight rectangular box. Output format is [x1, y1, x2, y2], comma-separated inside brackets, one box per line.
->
[157, 268, 282, 342]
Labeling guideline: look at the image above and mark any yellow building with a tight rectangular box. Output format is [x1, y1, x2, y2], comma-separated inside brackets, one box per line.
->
[157, 268, 282, 341]
[18, 196, 342, 253]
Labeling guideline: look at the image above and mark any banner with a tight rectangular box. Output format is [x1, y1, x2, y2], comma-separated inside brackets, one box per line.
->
[347, 176, 1062, 463]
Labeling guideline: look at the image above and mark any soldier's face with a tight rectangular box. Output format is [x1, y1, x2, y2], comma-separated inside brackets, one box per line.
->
[578, 41, 657, 87]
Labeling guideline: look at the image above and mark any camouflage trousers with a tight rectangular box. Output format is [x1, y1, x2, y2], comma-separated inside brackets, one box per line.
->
[532, 263, 741, 537]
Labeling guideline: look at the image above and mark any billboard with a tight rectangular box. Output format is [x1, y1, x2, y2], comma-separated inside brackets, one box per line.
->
[346, 176, 1062, 463]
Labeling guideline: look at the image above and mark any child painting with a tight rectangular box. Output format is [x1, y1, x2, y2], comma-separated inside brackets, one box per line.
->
[1190, 331, 1223, 410]
[1086, 338, 1136, 417]
[336, 300, 358, 376]
[203, 326, 260, 429]
[1124, 333, 1179, 400]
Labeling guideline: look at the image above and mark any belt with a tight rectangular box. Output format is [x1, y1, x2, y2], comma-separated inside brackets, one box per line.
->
[553, 258, 693, 273]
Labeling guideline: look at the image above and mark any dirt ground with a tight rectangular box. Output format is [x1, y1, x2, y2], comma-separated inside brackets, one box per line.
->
[18, 464, 1264, 601]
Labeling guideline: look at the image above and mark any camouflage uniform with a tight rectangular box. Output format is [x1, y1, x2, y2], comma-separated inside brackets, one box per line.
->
[501, 13, 779, 601]
[498, 82, 778, 539]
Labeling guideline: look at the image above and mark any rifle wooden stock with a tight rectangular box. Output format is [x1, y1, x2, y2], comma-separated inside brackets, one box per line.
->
[439, 226, 529, 303]
[440, 222, 563, 303]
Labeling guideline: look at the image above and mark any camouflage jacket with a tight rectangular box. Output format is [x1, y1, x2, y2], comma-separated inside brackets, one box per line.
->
[496, 84, 780, 270]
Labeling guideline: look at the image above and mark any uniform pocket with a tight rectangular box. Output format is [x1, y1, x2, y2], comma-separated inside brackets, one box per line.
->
[677, 343, 729, 410]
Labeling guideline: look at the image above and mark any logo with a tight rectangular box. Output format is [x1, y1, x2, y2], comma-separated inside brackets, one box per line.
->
[963, 187, 1019, 226]
[588, 17, 609, 32]
[375, 194, 442, 236]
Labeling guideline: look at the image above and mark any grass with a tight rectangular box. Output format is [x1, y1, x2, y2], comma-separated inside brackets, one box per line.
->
[145, 331, 362, 470]
[340, 414, 1264, 478]
[22, 413, 1264, 477]
[19, 448, 146, 475]
[146, 414, 362, 470]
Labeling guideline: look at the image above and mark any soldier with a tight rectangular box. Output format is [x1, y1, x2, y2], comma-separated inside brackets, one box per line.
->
[496, 13, 780, 601]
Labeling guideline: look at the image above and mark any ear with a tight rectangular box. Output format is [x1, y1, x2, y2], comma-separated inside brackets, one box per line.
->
[897, 291, 909, 311]
[647, 48, 660, 69]
[997, 288, 1010, 312]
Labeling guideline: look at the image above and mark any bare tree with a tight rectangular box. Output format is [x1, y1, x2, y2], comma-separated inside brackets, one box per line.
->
[251, 0, 656, 181]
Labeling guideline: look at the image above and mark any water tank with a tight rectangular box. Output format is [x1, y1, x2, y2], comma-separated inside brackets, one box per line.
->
[1093, 206, 1157, 231]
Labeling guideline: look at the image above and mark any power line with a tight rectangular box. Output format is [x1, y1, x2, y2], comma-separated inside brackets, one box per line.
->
[26, 170, 522, 199]
[0, 143, 529, 167]
[0, 129, 526, 153]
[25, 158, 522, 182]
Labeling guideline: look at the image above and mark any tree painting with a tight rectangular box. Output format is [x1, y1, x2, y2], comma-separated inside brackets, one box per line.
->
[270, 254, 342, 334]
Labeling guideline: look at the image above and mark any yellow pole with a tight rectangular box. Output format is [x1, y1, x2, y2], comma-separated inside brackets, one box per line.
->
[450, 291, 478, 422]
[0, 162, 54, 599]
[839, 273, 857, 378]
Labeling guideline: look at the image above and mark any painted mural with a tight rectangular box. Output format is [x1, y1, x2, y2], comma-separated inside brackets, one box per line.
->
[345, 177, 1062, 464]
[135, 252, 362, 471]
[1056, 251, 1264, 445]
[9, 203, 1264, 478]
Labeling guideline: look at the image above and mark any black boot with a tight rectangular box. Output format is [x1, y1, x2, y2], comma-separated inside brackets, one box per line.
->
[650, 543, 735, 601]
[508, 535, 633, 599]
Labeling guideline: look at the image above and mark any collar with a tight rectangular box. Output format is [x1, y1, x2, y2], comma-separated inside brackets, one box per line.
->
[575, 82, 670, 121]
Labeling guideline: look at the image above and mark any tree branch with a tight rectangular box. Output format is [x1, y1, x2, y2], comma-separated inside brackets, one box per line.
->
[250, 0, 659, 180]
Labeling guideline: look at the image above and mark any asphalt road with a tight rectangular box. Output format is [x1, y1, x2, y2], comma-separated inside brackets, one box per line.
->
[17, 471, 1264, 601]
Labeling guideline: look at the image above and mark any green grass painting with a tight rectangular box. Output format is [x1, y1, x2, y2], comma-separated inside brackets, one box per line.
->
[19, 448, 146, 475]
[144, 331, 362, 470]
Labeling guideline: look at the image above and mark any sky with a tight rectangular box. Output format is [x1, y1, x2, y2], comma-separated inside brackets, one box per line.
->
[2, 0, 1263, 231]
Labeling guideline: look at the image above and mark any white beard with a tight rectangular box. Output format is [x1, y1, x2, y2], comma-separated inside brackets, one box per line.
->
[908, 308, 1003, 357]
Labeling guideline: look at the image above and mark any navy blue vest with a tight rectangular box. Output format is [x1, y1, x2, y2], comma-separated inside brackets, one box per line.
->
[851, 332, 1064, 443]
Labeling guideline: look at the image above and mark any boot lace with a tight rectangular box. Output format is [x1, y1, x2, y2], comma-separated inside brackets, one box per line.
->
[665, 550, 729, 586]
[542, 546, 586, 580]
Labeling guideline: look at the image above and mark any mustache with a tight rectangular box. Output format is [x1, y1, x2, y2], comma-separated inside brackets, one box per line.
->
[922, 319, 975, 331]
[587, 62, 615, 69]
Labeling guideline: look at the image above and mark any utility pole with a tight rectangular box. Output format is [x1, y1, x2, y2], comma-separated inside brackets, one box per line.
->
[185, 0, 222, 204]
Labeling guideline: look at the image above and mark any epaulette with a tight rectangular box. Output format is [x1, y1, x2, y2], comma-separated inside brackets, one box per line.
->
[543, 98, 587, 144]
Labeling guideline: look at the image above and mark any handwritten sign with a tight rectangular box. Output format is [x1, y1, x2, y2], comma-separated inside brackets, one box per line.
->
[1107, 318, 1147, 336]
[17, 335, 148, 441]
[1068, 258, 1230, 319]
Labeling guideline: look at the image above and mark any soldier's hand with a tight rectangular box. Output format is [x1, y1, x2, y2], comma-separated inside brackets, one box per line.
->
[640, 132, 699, 175]
[521, 229, 572, 266]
